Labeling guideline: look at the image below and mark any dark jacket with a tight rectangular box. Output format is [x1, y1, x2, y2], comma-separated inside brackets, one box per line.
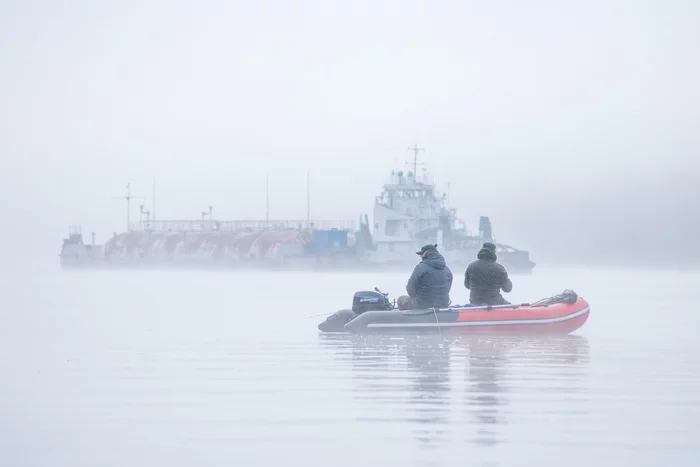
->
[406, 250, 454, 309]
[464, 247, 513, 305]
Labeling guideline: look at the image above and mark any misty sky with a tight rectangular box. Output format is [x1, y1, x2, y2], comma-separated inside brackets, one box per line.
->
[1, 0, 698, 266]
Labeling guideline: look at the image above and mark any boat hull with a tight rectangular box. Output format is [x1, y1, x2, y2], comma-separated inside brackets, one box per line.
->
[318, 297, 590, 334]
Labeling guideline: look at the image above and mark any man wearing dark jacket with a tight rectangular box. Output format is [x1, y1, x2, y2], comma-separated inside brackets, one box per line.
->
[464, 242, 513, 305]
[400, 244, 453, 310]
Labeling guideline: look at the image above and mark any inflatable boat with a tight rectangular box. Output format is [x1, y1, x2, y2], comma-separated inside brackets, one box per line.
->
[317, 289, 589, 334]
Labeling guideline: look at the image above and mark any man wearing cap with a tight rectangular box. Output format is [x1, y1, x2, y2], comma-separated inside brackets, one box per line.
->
[464, 242, 513, 305]
[397, 244, 454, 310]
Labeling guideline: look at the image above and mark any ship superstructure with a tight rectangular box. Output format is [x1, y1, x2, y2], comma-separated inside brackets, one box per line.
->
[366, 146, 535, 272]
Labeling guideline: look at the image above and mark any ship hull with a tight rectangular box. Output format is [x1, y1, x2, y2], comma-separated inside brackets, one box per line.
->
[59, 226, 535, 274]
[59, 255, 536, 274]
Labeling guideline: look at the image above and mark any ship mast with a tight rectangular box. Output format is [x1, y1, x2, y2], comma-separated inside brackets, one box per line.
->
[112, 183, 144, 232]
[266, 173, 270, 227]
[306, 169, 311, 228]
[152, 177, 156, 228]
[447, 181, 456, 206]
[406, 144, 425, 180]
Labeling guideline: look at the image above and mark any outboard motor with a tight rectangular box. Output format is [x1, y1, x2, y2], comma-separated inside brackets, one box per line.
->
[318, 289, 395, 333]
[352, 290, 394, 314]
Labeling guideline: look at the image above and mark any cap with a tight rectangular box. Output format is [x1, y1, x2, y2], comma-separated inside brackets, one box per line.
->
[416, 244, 438, 255]
[482, 242, 496, 252]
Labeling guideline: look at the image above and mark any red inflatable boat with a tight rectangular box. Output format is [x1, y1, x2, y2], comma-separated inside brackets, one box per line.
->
[443, 296, 590, 334]
[318, 290, 590, 334]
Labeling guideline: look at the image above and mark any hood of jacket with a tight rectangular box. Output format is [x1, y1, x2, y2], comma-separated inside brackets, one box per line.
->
[421, 249, 447, 269]
[477, 247, 497, 261]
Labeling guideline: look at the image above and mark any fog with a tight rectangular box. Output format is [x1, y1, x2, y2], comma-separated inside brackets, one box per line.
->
[1, 0, 698, 267]
[4, 4, 700, 465]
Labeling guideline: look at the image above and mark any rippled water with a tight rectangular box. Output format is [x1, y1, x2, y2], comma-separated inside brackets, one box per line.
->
[1, 266, 699, 466]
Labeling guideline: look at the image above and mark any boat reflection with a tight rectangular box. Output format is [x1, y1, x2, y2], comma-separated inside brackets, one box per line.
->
[318, 332, 590, 448]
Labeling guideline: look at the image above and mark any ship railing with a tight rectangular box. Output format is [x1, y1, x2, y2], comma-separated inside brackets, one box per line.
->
[129, 219, 358, 233]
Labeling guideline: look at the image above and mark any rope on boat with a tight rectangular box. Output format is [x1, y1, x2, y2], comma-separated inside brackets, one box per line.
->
[531, 289, 579, 307]
[432, 307, 443, 338]
[304, 311, 336, 319]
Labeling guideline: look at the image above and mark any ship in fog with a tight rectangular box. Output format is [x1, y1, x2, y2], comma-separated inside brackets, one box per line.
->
[60, 146, 536, 274]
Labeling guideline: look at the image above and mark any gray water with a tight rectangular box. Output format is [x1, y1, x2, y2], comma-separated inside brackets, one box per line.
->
[2, 266, 699, 466]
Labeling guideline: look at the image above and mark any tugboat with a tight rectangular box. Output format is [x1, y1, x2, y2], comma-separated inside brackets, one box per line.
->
[365, 145, 536, 274]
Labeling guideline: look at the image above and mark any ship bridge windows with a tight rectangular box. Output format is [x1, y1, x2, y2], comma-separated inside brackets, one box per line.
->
[390, 188, 432, 198]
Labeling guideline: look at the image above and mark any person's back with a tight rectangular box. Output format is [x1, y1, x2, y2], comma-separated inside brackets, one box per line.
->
[464, 242, 512, 305]
[405, 244, 454, 309]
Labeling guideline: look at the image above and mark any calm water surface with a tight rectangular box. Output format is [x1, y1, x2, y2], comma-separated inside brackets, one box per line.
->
[1, 265, 699, 466]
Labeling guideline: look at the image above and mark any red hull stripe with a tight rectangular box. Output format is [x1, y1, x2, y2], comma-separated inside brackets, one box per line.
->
[366, 306, 590, 328]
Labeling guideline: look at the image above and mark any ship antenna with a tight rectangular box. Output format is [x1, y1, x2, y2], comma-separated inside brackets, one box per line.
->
[266, 172, 270, 227]
[406, 144, 425, 179]
[112, 183, 144, 232]
[152, 176, 156, 229]
[447, 181, 456, 206]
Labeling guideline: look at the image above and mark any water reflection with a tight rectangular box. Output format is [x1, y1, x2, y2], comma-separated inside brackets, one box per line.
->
[318, 332, 589, 449]
[462, 335, 508, 446]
